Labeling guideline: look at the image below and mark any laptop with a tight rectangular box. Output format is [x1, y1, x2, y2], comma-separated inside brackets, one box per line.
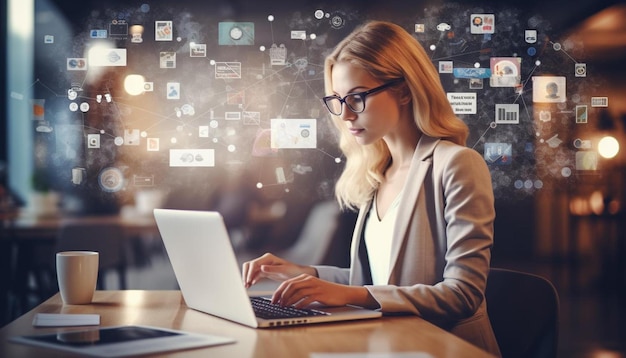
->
[153, 208, 382, 328]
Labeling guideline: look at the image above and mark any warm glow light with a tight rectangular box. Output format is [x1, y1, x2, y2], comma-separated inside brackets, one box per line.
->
[598, 135, 619, 159]
[569, 197, 589, 216]
[608, 199, 620, 215]
[589, 191, 605, 216]
[124, 74, 146, 95]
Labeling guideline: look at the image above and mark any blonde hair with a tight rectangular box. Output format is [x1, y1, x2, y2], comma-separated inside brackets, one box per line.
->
[324, 20, 468, 210]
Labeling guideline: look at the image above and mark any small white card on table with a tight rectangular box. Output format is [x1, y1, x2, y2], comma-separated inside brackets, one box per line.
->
[32, 313, 100, 327]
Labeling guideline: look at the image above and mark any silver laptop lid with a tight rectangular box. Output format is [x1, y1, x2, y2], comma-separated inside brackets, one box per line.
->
[154, 208, 259, 328]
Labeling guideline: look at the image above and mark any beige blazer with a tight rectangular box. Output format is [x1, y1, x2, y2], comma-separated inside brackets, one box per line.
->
[315, 135, 501, 356]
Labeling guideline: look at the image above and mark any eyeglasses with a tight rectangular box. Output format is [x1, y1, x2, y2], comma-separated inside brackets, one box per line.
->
[322, 78, 404, 116]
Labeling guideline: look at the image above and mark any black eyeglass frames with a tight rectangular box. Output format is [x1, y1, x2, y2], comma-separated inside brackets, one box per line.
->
[322, 78, 404, 116]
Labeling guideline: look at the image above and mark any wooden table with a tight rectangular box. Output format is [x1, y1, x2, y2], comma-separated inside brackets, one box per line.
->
[0, 290, 493, 358]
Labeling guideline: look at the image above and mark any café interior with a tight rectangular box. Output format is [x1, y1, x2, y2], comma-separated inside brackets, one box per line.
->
[1, 0, 625, 357]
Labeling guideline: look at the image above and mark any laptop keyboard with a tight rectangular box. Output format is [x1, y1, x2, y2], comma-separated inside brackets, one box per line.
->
[250, 297, 329, 319]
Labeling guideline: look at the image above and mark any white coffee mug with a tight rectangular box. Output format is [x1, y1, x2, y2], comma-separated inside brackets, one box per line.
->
[56, 251, 99, 305]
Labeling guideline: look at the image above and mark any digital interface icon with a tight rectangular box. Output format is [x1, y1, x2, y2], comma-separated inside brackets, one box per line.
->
[98, 167, 125, 193]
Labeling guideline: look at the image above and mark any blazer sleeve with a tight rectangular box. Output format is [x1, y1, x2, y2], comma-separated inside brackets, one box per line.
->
[313, 266, 351, 284]
[365, 145, 495, 323]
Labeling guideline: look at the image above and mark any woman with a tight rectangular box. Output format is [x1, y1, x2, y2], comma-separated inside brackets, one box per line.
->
[242, 20, 500, 355]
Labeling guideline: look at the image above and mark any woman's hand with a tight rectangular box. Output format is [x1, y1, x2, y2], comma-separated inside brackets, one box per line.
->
[242, 253, 317, 288]
[271, 274, 362, 308]
[243, 253, 379, 309]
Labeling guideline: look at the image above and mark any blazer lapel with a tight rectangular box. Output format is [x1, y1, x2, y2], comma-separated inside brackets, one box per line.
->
[349, 200, 373, 285]
[387, 135, 439, 282]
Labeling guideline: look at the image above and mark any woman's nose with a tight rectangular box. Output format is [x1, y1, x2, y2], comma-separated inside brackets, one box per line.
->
[340, 105, 357, 121]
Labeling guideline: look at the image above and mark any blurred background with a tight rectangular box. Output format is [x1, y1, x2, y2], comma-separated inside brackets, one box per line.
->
[1, 0, 625, 356]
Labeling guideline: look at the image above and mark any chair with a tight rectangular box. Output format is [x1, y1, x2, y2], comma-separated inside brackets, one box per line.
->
[55, 222, 129, 290]
[485, 268, 560, 358]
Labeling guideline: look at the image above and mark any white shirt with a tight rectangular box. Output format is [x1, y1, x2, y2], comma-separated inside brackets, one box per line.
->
[364, 193, 401, 285]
